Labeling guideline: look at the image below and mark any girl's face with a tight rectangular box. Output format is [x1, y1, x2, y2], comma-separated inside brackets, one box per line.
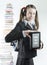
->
[26, 8, 36, 21]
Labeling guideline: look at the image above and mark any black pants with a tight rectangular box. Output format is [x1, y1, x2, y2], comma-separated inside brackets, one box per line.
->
[16, 57, 34, 65]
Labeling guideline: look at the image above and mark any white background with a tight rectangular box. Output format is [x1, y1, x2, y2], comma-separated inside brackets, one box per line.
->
[0, 0, 47, 65]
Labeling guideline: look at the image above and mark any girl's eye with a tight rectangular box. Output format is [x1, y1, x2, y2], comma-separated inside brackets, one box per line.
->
[29, 12, 36, 15]
[29, 12, 32, 14]
[33, 13, 36, 15]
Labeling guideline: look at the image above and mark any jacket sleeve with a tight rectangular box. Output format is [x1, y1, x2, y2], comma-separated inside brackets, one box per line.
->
[5, 22, 24, 43]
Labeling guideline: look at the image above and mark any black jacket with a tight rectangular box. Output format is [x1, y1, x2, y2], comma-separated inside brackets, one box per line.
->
[5, 21, 37, 58]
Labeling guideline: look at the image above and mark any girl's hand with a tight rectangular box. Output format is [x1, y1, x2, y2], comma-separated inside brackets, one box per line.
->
[23, 30, 37, 38]
[40, 41, 43, 49]
[23, 30, 31, 38]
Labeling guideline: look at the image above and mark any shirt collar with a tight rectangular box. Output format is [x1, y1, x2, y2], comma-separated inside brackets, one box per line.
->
[24, 19, 35, 25]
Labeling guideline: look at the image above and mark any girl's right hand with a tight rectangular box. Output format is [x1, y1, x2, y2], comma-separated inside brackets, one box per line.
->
[22, 30, 37, 38]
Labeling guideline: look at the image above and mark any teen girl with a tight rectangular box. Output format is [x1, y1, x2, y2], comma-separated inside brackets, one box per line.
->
[5, 4, 43, 65]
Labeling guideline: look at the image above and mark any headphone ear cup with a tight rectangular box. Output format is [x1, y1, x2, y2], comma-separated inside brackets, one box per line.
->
[24, 9, 26, 16]
[21, 8, 26, 16]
